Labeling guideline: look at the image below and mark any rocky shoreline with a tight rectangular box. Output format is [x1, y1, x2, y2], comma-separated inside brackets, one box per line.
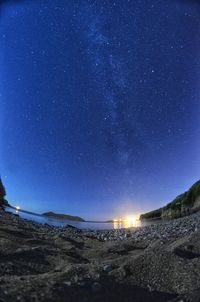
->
[0, 207, 200, 301]
[139, 180, 200, 221]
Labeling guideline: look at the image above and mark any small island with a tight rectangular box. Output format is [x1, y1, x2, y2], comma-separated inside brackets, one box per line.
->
[43, 211, 85, 222]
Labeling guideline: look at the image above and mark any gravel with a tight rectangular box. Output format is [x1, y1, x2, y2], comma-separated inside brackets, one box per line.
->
[1, 206, 200, 302]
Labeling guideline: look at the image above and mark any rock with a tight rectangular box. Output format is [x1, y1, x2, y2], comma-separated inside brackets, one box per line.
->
[74, 275, 79, 283]
[78, 281, 86, 286]
[91, 282, 101, 292]
[103, 264, 113, 273]
[63, 281, 72, 287]
[140, 180, 200, 221]
[0, 179, 10, 207]
[2, 194, 200, 301]
[181, 288, 200, 302]
[108, 268, 126, 280]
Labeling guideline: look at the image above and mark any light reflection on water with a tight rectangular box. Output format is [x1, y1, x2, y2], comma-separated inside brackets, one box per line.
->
[4, 207, 159, 230]
[113, 219, 141, 229]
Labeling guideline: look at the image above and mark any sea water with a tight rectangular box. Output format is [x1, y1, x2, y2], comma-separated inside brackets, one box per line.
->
[4, 206, 159, 230]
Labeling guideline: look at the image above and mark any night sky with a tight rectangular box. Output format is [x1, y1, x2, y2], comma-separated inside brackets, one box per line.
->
[0, 0, 200, 220]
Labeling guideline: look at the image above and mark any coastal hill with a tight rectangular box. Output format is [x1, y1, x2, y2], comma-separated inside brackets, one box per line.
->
[140, 180, 200, 220]
[43, 211, 85, 222]
[0, 178, 9, 207]
[0, 177, 84, 222]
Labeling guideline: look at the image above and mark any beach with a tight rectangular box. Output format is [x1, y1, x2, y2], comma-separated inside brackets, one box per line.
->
[0, 206, 200, 302]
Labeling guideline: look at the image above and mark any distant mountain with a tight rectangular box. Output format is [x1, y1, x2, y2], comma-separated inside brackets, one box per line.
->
[43, 211, 85, 222]
[140, 180, 200, 220]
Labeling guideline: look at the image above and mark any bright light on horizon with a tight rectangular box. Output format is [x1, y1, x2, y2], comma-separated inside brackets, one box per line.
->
[113, 215, 140, 228]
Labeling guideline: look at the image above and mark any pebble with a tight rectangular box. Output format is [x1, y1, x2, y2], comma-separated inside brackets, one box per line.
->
[91, 282, 101, 292]
[103, 264, 113, 273]
[78, 281, 86, 287]
[1, 205, 200, 301]
[63, 281, 72, 287]
[2, 206, 200, 244]
[74, 275, 79, 283]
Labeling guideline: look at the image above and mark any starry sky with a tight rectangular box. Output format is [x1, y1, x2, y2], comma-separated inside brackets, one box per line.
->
[0, 0, 200, 220]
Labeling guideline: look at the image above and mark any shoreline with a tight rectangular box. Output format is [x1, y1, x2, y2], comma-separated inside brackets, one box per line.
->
[5, 206, 114, 225]
[0, 206, 200, 301]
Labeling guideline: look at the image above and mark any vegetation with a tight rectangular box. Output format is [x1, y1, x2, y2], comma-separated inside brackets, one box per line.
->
[0, 178, 9, 206]
[0, 178, 6, 201]
[140, 208, 162, 220]
[140, 180, 200, 220]
[164, 180, 200, 211]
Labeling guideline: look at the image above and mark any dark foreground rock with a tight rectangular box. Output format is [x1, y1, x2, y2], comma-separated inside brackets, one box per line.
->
[0, 207, 200, 301]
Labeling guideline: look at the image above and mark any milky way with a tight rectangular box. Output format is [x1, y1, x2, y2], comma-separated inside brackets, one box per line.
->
[0, 0, 200, 220]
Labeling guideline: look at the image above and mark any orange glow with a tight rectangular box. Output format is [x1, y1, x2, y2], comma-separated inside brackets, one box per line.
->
[113, 215, 140, 229]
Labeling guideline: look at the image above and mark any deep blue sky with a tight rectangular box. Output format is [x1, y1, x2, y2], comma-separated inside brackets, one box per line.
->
[0, 0, 200, 220]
